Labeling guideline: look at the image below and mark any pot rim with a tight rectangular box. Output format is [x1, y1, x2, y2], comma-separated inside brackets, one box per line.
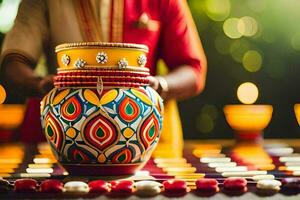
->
[55, 42, 149, 53]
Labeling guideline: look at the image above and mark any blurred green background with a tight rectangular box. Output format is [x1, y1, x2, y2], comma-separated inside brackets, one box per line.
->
[1, 0, 300, 139]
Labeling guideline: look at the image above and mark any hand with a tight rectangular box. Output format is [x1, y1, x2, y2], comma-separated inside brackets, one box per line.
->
[38, 75, 54, 95]
[147, 76, 159, 91]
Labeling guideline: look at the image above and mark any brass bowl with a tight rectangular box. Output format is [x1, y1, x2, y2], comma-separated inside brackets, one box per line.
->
[0, 104, 26, 130]
[223, 105, 273, 139]
[294, 104, 300, 125]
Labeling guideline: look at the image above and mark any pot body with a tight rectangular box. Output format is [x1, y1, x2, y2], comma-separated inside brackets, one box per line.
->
[40, 86, 163, 175]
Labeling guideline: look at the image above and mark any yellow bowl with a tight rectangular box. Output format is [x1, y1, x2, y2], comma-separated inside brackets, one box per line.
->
[294, 104, 300, 125]
[223, 105, 273, 133]
[0, 104, 26, 130]
[55, 42, 148, 69]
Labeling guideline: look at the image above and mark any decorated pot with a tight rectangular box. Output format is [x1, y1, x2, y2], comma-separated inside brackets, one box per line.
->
[40, 43, 163, 175]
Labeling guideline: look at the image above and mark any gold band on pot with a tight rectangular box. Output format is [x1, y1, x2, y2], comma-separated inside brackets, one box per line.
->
[55, 42, 149, 69]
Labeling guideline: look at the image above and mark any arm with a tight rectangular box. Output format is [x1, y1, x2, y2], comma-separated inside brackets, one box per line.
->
[0, 0, 51, 98]
[151, 0, 207, 101]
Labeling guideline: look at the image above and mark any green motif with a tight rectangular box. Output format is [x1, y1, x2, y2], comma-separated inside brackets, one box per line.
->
[118, 154, 126, 162]
[67, 102, 75, 114]
[75, 152, 83, 161]
[126, 103, 134, 115]
[96, 128, 105, 138]
[149, 125, 155, 138]
[47, 125, 54, 137]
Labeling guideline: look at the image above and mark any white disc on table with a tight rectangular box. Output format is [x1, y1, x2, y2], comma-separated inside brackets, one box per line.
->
[135, 181, 162, 196]
[266, 147, 293, 156]
[64, 181, 89, 193]
[256, 179, 281, 191]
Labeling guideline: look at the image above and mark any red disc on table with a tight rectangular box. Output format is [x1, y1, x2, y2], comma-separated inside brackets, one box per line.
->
[196, 178, 219, 192]
[14, 179, 38, 192]
[163, 180, 187, 193]
[88, 180, 109, 193]
[40, 179, 64, 193]
[110, 180, 134, 194]
[223, 177, 247, 190]
[281, 177, 300, 189]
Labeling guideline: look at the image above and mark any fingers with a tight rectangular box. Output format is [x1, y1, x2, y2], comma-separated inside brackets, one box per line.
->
[147, 76, 159, 91]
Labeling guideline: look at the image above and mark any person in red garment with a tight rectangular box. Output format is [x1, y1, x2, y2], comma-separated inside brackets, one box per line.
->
[0, 0, 207, 147]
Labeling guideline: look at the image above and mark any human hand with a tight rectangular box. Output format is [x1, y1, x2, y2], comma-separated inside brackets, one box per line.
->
[38, 75, 54, 96]
[147, 76, 159, 91]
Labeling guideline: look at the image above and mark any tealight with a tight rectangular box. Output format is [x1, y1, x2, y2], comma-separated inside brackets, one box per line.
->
[33, 158, 56, 164]
[154, 158, 187, 164]
[222, 170, 267, 177]
[215, 166, 247, 173]
[20, 173, 51, 178]
[175, 173, 205, 179]
[280, 156, 300, 162]
[26, 168, 53, 174]
[251, 174, 275, 181]
[265, 147, 293, 156]
[163, 167, 196, 174]
[208, 162, 237, 168]
[285, 162, 300, 166]
[28, 164, 53, 168]
[200, 157, 231, 163]
[157, 163, 192, 168]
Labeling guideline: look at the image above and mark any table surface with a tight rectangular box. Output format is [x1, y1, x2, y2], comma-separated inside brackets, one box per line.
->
[1, 139, 300, 200]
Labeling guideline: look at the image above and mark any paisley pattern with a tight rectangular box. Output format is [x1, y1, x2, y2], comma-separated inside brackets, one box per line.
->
[119, 97, 140, 122]
[112, 148, 132, 164]
[44, 112, 64, 153]
[139, 113, 160, 150]
[83, 112, 119, 152]
[40, 86, 163, 165]
[61, 96, 82, 121]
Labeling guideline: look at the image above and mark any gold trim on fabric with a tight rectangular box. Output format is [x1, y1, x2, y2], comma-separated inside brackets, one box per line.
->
[72, 0, 102, 41]
[100, 0, 112, 42]
[112, 0, 124, 42]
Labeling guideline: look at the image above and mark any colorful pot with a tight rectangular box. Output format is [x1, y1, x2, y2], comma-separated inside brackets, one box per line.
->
[40, 43, 163, 175]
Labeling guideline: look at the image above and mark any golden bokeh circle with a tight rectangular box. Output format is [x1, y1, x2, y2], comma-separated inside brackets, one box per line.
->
[237, 82, 259, 104]
[0, 84, 6, 104]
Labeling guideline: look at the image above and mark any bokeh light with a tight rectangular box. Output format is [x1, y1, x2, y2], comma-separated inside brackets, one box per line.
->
[290, 33, 300, 50]
[0, 84, 6, 104]
[196, 113, 214, 134]
[223, 18, 242, 39]
[204, 0, 231, 21]
[237, 82, 259, 104]
[201, 104, 219, 120]
[0, 0, 21, 33]
[237, 16, 258, 37]
[242, 50, 263, 72]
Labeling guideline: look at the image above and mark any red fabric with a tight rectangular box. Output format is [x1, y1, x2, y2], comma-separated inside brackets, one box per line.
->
[20, 98, 46, 143]
[123, 0, 202, 76]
